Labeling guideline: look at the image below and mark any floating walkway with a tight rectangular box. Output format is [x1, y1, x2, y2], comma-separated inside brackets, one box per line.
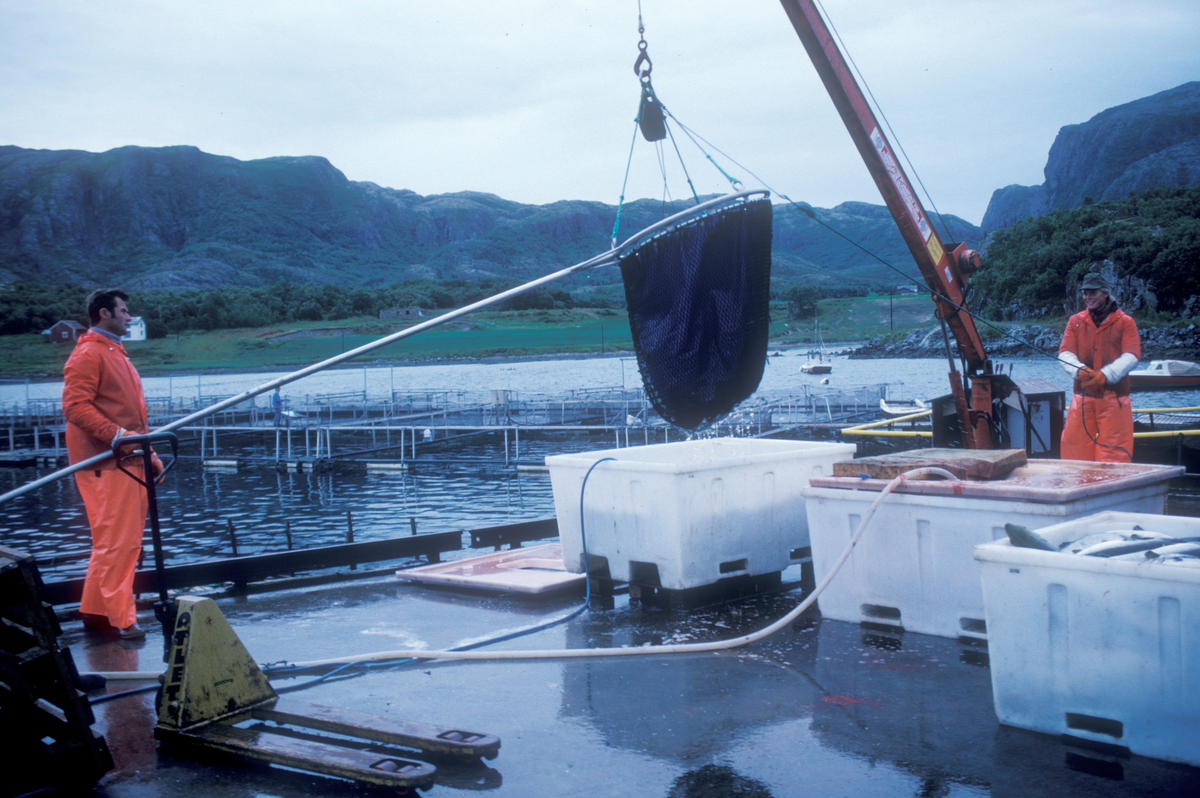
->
[11, 386, 1200, 472]
[2, 384, 895, 468]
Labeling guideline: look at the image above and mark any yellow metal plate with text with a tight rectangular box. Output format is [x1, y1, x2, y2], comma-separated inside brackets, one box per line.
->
[927, 237, 945, 275]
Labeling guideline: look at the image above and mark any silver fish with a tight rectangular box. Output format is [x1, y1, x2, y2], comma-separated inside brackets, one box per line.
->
[1004, 523, 1056, 551]
[1076, 536, 1190, 558]
[1111, 551, 1160, 561]
[1145, 541, 1200, 558]
[1152, 554, 1200, 568]
[1060, 531, 1125, 553]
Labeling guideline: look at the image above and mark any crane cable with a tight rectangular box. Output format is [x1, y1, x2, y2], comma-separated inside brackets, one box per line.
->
[611, 2, 742, 247]
[813, 0, 955, 244]
[609, 3, 1128, 458]
[668, 115, 1079, 366]
[665, 117, 1136, 459]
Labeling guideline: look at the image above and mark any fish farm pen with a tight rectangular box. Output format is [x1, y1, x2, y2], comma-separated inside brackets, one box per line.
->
[0, 383, 900, 470]
[7, 383, 1200, 473]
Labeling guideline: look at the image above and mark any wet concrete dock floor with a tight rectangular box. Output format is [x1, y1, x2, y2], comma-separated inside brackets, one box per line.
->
[65, 573, 1199, 798]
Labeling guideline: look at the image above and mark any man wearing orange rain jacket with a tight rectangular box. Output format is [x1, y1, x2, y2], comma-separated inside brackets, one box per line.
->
[63, 289, 162, 639]
[1058, 272, 1141, 463]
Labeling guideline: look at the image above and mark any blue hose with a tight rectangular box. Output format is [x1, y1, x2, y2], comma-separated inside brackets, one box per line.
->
[263, 457, 618, 690]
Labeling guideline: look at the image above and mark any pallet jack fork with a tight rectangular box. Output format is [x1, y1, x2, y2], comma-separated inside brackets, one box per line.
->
[155, 596, 500, 791]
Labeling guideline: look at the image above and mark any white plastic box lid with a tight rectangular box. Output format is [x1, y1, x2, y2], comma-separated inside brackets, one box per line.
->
[546, 438, 855, 475]
[807, 460, 1183, 504]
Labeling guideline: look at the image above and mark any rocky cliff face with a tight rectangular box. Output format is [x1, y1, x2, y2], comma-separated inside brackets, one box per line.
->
[982, 82, 1200, 230]
[0, 145, 980, 291]
[0, 145, 415, 287]
[852, 323, 1200, 361]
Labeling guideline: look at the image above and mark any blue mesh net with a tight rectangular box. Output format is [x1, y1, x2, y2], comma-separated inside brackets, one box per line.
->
[619, 198, 773, 431]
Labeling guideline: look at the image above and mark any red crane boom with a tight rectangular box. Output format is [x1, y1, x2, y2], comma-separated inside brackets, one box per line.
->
[779, 0, 1003, 449]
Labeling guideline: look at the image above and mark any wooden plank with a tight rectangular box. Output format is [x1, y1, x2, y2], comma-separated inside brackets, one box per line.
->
[469, 517, 557, 549]
[832, 448, 1028, 480]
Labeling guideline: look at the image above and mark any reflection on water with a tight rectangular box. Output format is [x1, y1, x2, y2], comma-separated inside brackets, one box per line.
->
[84, 640, 158, 774]
[0, 461, 557, 582]
[810, 621, 996, 793]
[668, 765, 775, 798]
[559, 593, 821, 762]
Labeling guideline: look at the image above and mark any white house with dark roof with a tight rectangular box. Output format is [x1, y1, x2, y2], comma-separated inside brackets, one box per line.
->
[122, 317, 147, 342]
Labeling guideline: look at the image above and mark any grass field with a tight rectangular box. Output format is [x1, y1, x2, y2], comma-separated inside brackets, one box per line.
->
[769, 294, 936, 345]
[1, 309, 637, 378]
[1, 296, 942, 378]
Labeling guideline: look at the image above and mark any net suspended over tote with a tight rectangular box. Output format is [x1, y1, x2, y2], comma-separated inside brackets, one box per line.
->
[619, 197, 773, 431]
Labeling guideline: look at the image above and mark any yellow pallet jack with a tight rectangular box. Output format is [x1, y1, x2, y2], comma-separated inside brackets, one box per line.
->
[154, 596, 500, 792]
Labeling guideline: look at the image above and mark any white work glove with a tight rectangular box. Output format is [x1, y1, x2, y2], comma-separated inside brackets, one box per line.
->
[1101, 352, 1140, 384]
[1058, 351, 1084, 376]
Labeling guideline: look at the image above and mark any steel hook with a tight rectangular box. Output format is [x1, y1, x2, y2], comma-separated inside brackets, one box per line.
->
[633, 39, 652, 78]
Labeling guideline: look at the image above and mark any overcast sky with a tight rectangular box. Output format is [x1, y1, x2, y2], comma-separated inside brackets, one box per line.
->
[2, 1, 1198, 226]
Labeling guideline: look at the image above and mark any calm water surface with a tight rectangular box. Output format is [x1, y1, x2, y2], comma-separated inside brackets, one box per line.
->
[0, 461, 558, 582]
[3, 353, 1198, 581]
[6, 349, 1197, 408]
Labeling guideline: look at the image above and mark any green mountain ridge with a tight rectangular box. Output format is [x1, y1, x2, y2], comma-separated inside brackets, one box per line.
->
[7, 83, 1200, 306]
[0, 144, 980, 295]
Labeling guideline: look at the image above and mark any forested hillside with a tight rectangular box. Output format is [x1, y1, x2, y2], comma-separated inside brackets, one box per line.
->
[0, 279, 582, 337]
[974, 187, 1200, 320]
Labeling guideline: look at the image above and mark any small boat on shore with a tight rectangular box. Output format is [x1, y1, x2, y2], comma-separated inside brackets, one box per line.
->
[800, 322, 833, 374]
[880, 398, 927, 416]
[1129, 359, 1200, 390]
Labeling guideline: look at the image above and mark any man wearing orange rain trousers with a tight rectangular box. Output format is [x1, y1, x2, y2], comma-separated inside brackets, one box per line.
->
[63, 289, 162, 639]
[1058, 272, 1141, 463]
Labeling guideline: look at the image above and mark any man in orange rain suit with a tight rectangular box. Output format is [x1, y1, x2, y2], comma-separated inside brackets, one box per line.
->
[63, 289, 163, 639]
[1058, 272, 1141, 462]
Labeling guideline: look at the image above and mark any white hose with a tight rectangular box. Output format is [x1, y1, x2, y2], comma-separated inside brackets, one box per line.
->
[288, 467, 956, 668]
[86, 671, 165, 681]
[78, 466, 955, 681]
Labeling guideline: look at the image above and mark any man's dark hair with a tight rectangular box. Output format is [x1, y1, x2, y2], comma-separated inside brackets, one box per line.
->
[86, 288, 129, 325]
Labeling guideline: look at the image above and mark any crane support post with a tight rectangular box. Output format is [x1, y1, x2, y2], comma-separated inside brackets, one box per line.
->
[777, 0, 989, 373]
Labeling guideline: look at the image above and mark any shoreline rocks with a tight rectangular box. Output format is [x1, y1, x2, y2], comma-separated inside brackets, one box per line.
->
[849, 324, 1200, 361]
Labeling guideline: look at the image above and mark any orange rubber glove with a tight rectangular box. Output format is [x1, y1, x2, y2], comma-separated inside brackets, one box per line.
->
[1079, 367, 1108, 395]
